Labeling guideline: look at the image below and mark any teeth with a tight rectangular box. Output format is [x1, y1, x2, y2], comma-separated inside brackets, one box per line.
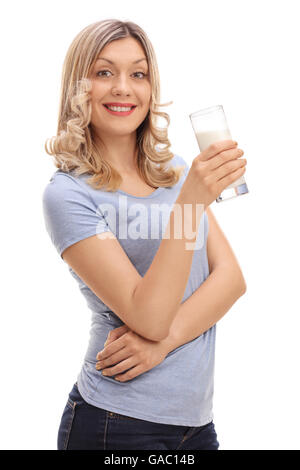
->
[107, 105, 133, 112]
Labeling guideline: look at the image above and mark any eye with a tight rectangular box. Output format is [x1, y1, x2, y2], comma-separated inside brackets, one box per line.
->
[134, 72, 148, 79]
[96, 70, 112, 77]
[96, 70, 148, 79]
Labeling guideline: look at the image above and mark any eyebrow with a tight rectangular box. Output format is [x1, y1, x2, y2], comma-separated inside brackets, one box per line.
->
[96, 57, 147, 65]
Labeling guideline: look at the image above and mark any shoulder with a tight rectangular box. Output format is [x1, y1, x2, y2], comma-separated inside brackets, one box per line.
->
[42, 170, 99, 229]
[42, 170, 110, 258]
[42, 170, 91, 206]
[43, 169, 83, 190]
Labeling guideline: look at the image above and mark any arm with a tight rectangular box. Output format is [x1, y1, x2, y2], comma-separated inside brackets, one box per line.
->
[63, 188, 203, 342]
[62, 140, 244, 342]
[95, 265, 246, 381]
[162, 263, 246, 352]
[163, 206, 247, 351]
[96, 207, 247, 380]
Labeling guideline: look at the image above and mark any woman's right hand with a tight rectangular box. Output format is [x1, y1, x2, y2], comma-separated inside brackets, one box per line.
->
[183, 140, 247, 209]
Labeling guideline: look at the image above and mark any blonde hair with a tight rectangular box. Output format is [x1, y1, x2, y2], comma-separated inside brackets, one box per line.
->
[45, 19, 185, 191]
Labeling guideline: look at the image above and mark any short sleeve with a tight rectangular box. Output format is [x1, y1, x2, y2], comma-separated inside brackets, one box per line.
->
[42, 173, 112, 259]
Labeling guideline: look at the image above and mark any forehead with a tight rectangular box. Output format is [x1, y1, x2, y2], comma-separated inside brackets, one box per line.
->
[97, 37, 147, 63]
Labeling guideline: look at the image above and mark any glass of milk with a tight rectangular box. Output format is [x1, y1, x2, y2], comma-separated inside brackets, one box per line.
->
[189, 105, 249, 203]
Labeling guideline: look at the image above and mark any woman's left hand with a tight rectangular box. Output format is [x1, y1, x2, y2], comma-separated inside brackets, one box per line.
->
[95, 325, 171, 382]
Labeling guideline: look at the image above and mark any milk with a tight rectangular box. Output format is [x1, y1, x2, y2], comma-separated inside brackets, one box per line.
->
[195, 129, 246, 189]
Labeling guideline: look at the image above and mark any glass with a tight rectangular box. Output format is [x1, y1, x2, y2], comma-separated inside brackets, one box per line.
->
[189, 105, 249, 203]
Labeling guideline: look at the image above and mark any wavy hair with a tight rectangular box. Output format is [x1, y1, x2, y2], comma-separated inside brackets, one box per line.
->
[45, 19, 185, 191]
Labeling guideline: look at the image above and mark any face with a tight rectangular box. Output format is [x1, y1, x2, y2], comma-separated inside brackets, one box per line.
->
[88, 37, 151, 140]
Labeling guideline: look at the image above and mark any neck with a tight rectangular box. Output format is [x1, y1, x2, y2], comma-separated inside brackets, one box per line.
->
[92, 129, 139, 173]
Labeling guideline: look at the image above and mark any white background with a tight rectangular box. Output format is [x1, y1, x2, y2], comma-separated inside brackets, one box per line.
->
[1, 0, 299, 450]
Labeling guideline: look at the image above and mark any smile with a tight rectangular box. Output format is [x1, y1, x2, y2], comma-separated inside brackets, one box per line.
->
[103, 105, 137, 116]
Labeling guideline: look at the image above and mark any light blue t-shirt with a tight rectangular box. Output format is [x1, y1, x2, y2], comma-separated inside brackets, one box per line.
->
[42, 154, 216, 426]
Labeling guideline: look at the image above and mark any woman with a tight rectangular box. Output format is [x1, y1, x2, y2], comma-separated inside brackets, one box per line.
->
[42, 19, 247, 450]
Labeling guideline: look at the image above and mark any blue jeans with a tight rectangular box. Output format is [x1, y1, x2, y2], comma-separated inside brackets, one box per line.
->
[57, 382, 219, 450]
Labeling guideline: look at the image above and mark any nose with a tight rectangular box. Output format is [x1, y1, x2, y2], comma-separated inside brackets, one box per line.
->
[111, 73, 132, 96]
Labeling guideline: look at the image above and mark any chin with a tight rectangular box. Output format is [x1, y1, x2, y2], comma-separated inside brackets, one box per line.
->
[105, 128, 138, 137]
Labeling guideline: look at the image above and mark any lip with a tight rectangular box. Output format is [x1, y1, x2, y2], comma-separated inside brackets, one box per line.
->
[103, 102, 137, 107]
[103, 104, 137, 117]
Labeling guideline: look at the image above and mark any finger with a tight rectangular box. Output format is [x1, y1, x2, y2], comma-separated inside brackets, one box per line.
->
[208, 157, 247, 183]
[215, 166, 247, 194]
[199, 140, 238, 161]
[113, 325, 130, 337]
[115, 364, 147, 382]
[103, 337, 112, 347]
[104, 325, 129, 346]
[101, 357, 139, 377]
[96, 335, 127, 360]
[207, 147, 244, 171]
[96, 346, 131, 370]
